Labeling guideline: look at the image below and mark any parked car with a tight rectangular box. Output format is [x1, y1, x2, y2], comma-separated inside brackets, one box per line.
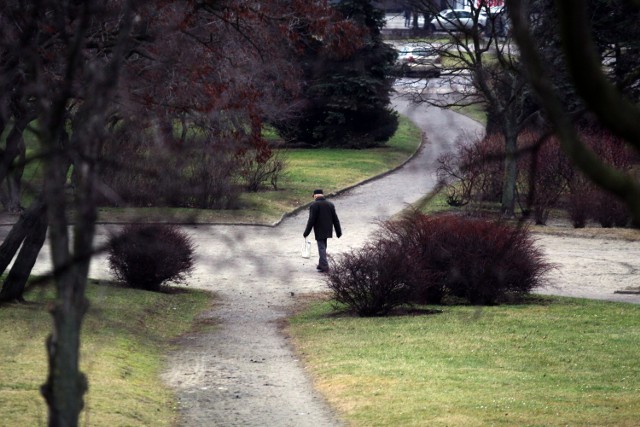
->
[393, 46, 442, 77]
[430, 9, 487, 32]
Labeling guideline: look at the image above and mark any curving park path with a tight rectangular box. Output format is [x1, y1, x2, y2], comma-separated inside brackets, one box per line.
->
[2, 98, 639, 426]
[155, 99, 488, 426]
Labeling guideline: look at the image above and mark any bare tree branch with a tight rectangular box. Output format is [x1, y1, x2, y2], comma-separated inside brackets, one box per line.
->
[506, 0, 640, 223]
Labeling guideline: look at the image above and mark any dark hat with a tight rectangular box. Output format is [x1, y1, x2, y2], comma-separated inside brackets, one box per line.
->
[313, 189, 324, 195]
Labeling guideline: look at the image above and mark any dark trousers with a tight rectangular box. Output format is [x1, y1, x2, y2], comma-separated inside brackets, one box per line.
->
[317, 239, 328, 269]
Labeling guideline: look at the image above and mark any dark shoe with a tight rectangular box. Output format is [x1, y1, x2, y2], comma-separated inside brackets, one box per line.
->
[317, 267, 329, 273]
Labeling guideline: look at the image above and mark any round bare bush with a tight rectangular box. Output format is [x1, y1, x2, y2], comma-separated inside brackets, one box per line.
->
[108, 224, 195, 292]
[380, 212, 552, 305]
[326, 241, 412, 317]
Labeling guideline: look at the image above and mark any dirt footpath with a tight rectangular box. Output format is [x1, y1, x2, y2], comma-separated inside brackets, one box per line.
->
[2, 99, 638, 426]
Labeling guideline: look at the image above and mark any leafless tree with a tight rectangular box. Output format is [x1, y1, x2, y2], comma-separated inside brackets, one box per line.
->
[397, 0, 540, 216]
[0, 1, 374, 425]
[506, 0, 640, 223]
[0, 1, 136, 424]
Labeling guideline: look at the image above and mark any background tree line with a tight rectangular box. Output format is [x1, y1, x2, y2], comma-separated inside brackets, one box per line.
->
[404, 0, 640, 223]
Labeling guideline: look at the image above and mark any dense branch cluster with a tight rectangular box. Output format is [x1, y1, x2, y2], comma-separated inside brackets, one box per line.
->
[0, 1, 374, 424]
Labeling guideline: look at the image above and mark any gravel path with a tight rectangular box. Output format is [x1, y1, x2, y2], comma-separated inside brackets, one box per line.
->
[157, 99, 640, 425]
[2, 98, 638, 426]
[157, 99, 486, 426]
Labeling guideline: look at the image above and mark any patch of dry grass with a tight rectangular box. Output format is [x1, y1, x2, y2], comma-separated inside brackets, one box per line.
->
[0, 281, 212, 426]
[288, 296, 640, 427]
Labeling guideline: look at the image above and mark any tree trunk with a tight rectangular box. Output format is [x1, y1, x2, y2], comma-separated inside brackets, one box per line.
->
[0, 113, 29, 194]
[0, 207, 47, 302]
[41, 299, 88, 427]
[40, 134, 90, 426]
[501, 125, 518, 217]
[422, 13, 430, 30]
[0, 173, 23, 213]
[0, 198, 46, 275]
[40, 1, 133, 419]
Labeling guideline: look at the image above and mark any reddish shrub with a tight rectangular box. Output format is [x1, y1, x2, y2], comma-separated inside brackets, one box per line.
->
[437, 133, 504, 207]
[328, 212, 551, 313]
[587, 127, 635, 170]
[438, 130, 570, 221]
[565, 127, 634, 228]
[583, 128, 633, 227]
[376, 214, 446, 304]
[380, 212, 552, 305]
[107, 224, 196, 292]
[437, 123, 636, 228]
[469, 134, 507, 202]
[592, 192, 630, 228]
[567, 191, 591, 228]
[326, 241, 413, 316]
[519, 132, 572, 225]
[97, 127, 240, 209]
[435, 217, 549, 304]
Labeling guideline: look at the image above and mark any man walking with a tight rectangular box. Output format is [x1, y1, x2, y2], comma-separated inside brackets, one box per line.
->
[303, 189, 342, 273]
[404, 8, 412, 28]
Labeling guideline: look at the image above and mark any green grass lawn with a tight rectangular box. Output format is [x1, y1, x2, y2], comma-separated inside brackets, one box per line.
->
[3, 116, 422, 224]
[450, 102, 488, 126]
[99, 115, 421, 224]
[287, 296, 640, 427]
[0, 113, 422, 425]
[0, 281, 212, 426]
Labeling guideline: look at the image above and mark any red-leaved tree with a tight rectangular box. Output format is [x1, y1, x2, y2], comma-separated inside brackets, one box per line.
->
[0, 1, 367, 425]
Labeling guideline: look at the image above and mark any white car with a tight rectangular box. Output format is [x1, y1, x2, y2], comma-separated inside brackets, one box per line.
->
[430, 9, 487, 32]
[394, 46, 442, 77]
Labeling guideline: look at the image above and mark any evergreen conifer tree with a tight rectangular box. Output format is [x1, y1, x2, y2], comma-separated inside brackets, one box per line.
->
[276, 0, 398, 148]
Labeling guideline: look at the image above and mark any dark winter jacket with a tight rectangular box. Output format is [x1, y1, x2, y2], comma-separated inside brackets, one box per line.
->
[303, 197, 342, 240]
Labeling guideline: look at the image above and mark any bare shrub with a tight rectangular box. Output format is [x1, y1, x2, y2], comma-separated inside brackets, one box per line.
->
[519, 132, 572, 225]
[437, 133, 505, 207]
[183, 140, 240, 209]
[329, 211, 551, 314]
[438, 126, 636, 229]
[97, 126, 240, 209]
[432, 216, 550, 304]
[592, 191, 630, 228]
[326, 241, 413, 317]
[566, 127, 634, 228]
[376, 213, 447, 304]
[437, 151, 475, 207]
[107, 224, 196, 292]
[584, 128, 634, 228]
[380, 212, 552, 305]
[237, 146, 288, 192]
[566, 172, 593, 228]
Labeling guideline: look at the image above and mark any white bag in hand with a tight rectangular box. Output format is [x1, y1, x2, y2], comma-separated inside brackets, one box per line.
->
[301, 238, 312, 258]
